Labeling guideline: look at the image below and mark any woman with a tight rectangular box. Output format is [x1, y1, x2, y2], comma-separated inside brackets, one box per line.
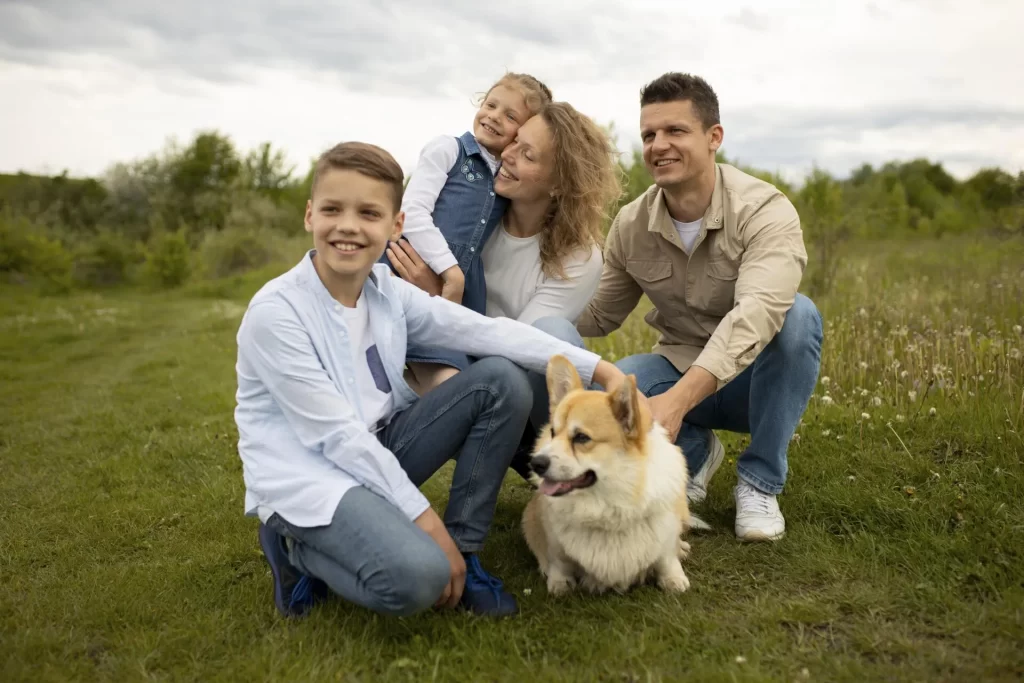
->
[387, 101, 622, 475]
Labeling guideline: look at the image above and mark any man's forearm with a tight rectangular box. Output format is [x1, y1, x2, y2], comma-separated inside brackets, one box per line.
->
[667, 365, 719, 415]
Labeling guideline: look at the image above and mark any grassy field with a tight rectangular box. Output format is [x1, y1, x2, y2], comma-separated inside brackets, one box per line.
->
[2, 236, 1023, 682]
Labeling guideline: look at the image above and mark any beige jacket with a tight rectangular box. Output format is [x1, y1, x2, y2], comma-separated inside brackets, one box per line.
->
[576, 163, 807, 389]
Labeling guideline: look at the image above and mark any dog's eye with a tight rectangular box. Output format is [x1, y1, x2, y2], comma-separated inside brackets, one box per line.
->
[572, 432, 591, 445]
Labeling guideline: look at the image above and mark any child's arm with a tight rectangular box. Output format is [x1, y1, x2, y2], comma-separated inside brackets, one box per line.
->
[238, 298, 431, 522]
[400, 136, 465, 302]
[394, 275, 623, 388]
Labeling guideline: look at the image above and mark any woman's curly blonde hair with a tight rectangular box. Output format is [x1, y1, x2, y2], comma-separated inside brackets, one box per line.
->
[537, 102, 623, 279]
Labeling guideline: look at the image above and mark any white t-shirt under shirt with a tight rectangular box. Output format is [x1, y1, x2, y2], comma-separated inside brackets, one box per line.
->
[480, 221, 603, 324]
[341, 293, 393, 433]
[671, 216, 703, 254]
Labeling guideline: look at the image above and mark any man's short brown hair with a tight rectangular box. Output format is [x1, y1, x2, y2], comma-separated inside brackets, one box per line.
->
[639, 72, 721, 131]
[310, 142, 405, 212]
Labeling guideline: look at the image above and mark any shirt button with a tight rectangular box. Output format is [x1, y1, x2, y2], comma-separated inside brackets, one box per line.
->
[480, 219, 486, 224]
[489, 191, 495, 197]
[470, 247, 475, 252]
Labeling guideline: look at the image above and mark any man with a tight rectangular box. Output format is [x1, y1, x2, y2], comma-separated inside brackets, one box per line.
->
[575, 72, 823, 542]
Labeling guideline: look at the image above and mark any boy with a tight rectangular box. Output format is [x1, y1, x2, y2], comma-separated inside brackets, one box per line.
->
[234, 141, 628, 619]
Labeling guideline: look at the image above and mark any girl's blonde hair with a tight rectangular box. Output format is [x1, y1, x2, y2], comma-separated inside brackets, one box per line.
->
[537, 102, 623, 279]
[478, 72, 553, 118]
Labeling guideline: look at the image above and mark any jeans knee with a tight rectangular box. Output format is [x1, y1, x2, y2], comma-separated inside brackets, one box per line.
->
[531, 316, 583, 348]
[775, 294, 823, 356]
[373, 544, 450, 617]
[474, 357, 533, 417]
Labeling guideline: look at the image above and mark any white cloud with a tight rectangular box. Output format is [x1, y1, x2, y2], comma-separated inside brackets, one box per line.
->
[1, 0, 1022, 182]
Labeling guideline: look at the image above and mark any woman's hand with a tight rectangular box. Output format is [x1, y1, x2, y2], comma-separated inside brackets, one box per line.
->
[386, 239, 444, 297]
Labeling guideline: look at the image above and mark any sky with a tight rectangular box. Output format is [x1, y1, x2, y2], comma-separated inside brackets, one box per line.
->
[1, 0, 1022, 184]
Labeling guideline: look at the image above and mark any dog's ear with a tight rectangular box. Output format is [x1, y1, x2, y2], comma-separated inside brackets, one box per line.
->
[609, 374, 639, 437]
[547, 354, 582, 410]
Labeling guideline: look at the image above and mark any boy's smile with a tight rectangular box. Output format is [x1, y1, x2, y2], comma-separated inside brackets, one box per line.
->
[305, 168, 403, 306]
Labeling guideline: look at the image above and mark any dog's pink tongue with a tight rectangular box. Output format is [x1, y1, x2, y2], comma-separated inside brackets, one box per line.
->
[539, 479, 571, 496]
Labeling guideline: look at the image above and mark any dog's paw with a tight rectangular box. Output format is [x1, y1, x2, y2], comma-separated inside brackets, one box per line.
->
[677, 539, 691, 560]
[546, 575, 576, 596]
[658, 569, 691, 593]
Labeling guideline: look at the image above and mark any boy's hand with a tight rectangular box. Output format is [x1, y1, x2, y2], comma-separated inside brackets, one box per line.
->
[440, 265, 465, 305]
[414, 507, 466, 608]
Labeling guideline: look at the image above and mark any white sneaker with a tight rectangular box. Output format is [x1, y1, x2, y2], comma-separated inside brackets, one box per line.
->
[686, 431, 724, 504]
[734, 481, 785, 541]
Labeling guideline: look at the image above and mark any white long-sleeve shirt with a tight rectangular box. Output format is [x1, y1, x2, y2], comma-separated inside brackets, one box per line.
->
[481, 223, 603, 325]
[400, 135, 499, 276]
[235, 252, 602, 528]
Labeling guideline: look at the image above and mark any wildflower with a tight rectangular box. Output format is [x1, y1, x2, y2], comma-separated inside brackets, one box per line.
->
[847, 475, 856, 481]
[859, 361, 868, 370]
[908, 390, 918, 402]
[1010, 349, 1022, 361]
[968, 391, 975, 398]
[523, 588, 533, 596]
[904, 486, 916, 496]
[735, 656, 747, 664]
[860, 389, 869, 397]
[821, 429, 832, 437]
[929, 407, 937, 417]
[821, 395, 834, 405]
[861, 413, 871, 421]
[1014, 324, 1022, 335]
[791, 433, 801, 442]
[900, 370, 909, 379]
[931, 471, 941, 480]
[895, 414, 905, 422]
[871, 396, 882, 407]
[858, 308, 868, 318]
[821, 376, 831, 386]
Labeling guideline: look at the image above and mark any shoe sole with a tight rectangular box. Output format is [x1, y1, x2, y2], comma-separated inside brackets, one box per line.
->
[687, 434, 726, 504]
[736, 529, 785, 542]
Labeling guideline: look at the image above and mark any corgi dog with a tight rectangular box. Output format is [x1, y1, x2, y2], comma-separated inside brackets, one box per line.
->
[521, 355, 707, 596]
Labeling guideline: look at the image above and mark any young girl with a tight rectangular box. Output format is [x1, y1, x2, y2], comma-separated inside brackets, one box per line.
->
[385, 72, 553, 393]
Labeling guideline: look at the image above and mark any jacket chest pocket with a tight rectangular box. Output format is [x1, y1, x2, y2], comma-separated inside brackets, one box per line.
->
[625, 259, 679, 314]
[691, 258, 738, 316]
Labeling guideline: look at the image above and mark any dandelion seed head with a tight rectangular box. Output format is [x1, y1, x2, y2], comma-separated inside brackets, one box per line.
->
[929, 407, 937, 416]
[821, 376, 831, 386]
[871, 396, 882, 407]
[908, 390, 918, 401]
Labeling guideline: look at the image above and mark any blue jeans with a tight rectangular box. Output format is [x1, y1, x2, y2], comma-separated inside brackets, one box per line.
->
[544, 296, 823, 495]
[266, 356, 533, 616]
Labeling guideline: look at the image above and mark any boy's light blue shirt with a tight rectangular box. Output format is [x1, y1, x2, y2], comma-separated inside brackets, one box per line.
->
[234, 251, 601, 528]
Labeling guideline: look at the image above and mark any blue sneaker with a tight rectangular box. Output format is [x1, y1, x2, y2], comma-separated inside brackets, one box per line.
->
[460, 554, 519, 618]
[258, 523, 328, 618]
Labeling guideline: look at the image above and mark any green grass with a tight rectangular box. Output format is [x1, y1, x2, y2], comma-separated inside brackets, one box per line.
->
[2, 236, 1023, 682]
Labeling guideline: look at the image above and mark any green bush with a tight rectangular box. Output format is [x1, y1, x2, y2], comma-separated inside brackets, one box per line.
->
[0, 214, 73, 293]
[144, 229, 191, 288]
[198, 225, 281, 279]
[73, 229, 138, 287]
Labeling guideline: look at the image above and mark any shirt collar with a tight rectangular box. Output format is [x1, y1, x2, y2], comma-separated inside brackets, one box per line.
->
[648, 164, 725, 238]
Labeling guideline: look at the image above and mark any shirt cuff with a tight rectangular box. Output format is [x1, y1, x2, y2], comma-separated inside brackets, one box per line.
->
[425, 251, 459, 276]
[690, 348, 735, 391]
[395, 481, 432, 521]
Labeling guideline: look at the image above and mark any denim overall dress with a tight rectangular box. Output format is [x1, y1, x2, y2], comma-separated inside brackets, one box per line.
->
[389, 131, 509, 370]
